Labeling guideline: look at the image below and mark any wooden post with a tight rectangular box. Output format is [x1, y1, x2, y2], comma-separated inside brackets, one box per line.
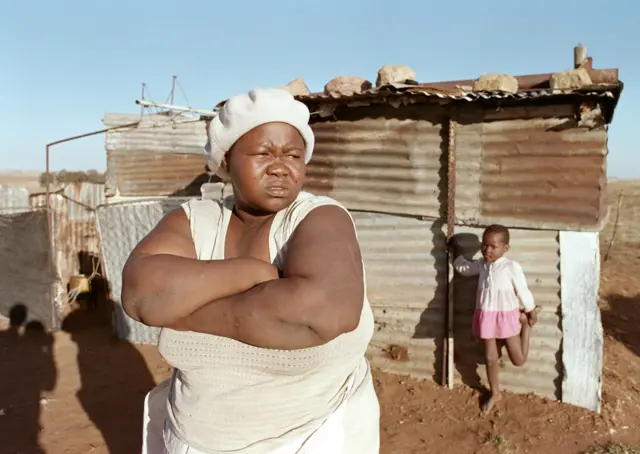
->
[445, 117, 457, 389]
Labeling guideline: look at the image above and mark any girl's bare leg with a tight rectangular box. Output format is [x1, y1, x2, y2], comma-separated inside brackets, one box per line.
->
[504, 313, 531, 367]
[482, 338, 502, 413]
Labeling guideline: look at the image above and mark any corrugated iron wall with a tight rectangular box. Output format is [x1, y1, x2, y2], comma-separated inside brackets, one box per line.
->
[307, 105, 447, 218]
[30, 183, 105, 317]
[354, 213, 447, 381]
[98, 101, 610, 403]
[96, 198, 190, 344]
[455, 105, 607, 231]
[103, 114, 208, 197]
[0, 186, 30, 214]
[62, 182, 105, 221]
[0, 210, 58, 330]
[451, 226, 562, 399]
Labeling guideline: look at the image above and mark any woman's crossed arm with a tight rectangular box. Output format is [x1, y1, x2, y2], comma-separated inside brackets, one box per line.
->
[184, 206, 365, 350]
[121, 208, 278, 327]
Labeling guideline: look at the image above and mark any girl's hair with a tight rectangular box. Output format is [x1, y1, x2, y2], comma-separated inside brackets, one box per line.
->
[483, 224, 510, 244]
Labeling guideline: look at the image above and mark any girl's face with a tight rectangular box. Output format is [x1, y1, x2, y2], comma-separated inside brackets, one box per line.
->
[224, 122, 307, 215]
[481, 231, 509, 263]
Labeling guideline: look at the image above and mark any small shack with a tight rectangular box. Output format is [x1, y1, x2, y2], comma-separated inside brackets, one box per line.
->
[98, 46, 622, 413]
[0, 182, 105, 330]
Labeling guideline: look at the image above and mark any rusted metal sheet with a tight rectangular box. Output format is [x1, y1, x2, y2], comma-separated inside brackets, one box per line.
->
[62, 183, 105, 221]
[306, 112, 447, 218]
[106, 150, 209, 197]
[0, 185, 30, 214]
[103, 113, 206, 154]
[30, 184, 103, 316]
[103, 113, 208, 197]
[451, 226, 562, 399]
[352, 212, 447, 381]
[455, 105, 608, 231]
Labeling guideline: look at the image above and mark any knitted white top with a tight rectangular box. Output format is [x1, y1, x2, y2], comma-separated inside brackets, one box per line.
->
[157, 192, 380, 453]
[453, 256, 535, 313]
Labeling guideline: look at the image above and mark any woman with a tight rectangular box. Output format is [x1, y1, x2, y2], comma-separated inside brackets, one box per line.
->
[121, 87, 380, 453]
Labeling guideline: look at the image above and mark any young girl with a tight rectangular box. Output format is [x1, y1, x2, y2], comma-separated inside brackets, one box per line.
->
[452, 224, 540, 413]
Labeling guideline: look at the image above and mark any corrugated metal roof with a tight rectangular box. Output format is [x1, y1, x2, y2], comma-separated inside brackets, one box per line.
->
[306, 114, 446, 217]
[103, 113, 206, 154]
[297, 82, 619, 106]
[451, 227, 562, 398]
[455, 105, 608, 231]
[356, 212, 447, 380]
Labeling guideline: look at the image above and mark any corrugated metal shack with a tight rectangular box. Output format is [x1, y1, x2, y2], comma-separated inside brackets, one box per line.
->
[30, 183, 106, 321]
[294, 66, 620, 413]
[99, 55, 622, 413]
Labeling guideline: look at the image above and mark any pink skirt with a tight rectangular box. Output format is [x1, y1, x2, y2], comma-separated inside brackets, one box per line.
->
[472, 308, 521, 340]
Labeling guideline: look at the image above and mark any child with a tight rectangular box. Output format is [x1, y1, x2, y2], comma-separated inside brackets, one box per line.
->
[452, 224, 540, 413]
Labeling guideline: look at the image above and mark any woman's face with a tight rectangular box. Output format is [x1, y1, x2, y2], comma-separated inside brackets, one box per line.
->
[224, 122, 307, 214]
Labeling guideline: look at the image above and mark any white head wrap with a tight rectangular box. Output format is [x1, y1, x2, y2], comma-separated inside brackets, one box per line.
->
[205, 87, 315, 180]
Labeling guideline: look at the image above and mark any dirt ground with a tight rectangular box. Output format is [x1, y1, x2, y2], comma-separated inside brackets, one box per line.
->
[1, 248, 639, 454]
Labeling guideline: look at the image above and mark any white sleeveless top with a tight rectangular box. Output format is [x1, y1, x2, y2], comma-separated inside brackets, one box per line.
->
[157, 191, 380, 453]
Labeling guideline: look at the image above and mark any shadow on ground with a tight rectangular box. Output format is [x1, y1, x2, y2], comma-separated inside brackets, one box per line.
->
[0, 304, 56, 454]
[60, 298, 157, 454]
[601, 293, 640, 358]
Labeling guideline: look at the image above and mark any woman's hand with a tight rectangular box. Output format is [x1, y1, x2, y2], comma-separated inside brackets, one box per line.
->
[184, 205, 366, 349]
[253, 262, 281, 285]
[122, 209, 285, 328]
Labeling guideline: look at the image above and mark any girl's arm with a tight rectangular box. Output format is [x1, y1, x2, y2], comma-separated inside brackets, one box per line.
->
[453, 255, 483, 276]
[509, 261, 536, 312]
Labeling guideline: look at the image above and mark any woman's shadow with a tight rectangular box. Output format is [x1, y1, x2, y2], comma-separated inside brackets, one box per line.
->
[61, 290, 157, 454]
[0, 304, 56, 454]
[450, 233, 485, 391]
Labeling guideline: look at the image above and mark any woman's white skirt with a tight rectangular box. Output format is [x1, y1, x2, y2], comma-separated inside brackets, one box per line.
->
[141, 373, 363, 454]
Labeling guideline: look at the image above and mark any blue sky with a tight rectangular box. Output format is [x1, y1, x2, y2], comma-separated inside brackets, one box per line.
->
[1, 0, 637, 178]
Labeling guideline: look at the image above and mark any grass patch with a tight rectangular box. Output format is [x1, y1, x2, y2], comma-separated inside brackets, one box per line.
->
[483, 431, 512, 452]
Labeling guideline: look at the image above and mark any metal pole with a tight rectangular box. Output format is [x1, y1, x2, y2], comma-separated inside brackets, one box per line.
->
[444, 117, 457, 389]
[44, 122, 140, 259]
[140, 82, 146, 116]
[45, 121, 141, 202]
[43, 120, 139, 329]
[170, 76, 177, 105]
[135, 99, 218, 117]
